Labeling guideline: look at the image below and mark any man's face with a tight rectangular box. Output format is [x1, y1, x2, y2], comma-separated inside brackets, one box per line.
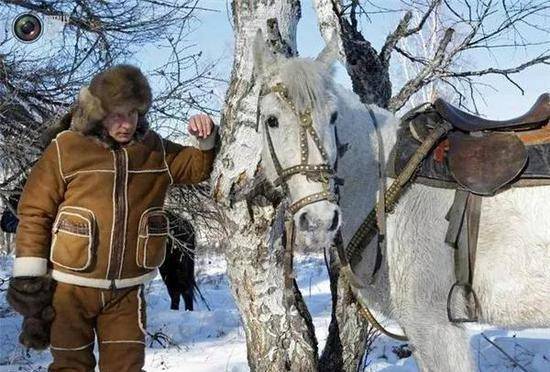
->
[103, 104, 139, 144]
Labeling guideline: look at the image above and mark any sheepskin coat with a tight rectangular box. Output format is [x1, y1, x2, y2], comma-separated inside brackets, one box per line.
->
[13, 113, 216, 289]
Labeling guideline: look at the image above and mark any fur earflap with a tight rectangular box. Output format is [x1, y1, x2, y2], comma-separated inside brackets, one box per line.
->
[70, 87, 106, 134]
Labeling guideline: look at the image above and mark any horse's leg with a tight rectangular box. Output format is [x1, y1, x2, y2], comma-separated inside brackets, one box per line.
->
[399, 312, 474, 372]
[389, 244, 475, 372]
[387, 185, 475, 372]
[180, 239, 195, 311]
[180, 252, 194, 311]
[159, 256, 178, 310]
[166, 265, 181, 310]
[182, 286, 194, 311]
[169, 285, 181, 310]
[162, 246, 181, 310]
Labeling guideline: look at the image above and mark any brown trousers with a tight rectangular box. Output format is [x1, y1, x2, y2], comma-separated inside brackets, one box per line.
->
[48, 282, 147, 372]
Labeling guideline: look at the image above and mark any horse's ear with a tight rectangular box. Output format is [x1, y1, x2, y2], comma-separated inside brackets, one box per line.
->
[316, 32, 340, 68]
[253, 29, 275, 78]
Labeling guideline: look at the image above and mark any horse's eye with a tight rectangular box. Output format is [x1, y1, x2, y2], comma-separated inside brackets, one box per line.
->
[266, 116, 279, 128]
[330, 111, 338, 124]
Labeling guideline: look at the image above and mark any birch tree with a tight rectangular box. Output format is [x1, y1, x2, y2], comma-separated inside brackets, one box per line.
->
[212, 1, 320, 370]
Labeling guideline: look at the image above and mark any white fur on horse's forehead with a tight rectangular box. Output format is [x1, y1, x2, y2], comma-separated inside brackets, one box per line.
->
[263, 57, 336, 113]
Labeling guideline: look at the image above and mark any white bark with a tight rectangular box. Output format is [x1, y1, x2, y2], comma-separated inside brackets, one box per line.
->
[312, 0, 345, 58]
[211, 1, 318, 371]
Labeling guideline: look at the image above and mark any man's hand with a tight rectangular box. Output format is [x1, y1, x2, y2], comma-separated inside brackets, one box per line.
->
[7, 276, 55, 350]
[188, 114, 214, 139]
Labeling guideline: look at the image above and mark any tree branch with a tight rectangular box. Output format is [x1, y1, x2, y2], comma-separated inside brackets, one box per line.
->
[380, 0, 442, 65]
[388, 27, 455, 112]
[441, 55, 550, 78]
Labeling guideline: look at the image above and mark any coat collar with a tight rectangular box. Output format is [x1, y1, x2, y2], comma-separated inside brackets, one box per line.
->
[77, 124, 150, 150]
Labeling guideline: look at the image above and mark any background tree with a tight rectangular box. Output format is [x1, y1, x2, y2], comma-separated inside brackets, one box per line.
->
[314, 0, 549, 112]
[0, 0, 222, 246]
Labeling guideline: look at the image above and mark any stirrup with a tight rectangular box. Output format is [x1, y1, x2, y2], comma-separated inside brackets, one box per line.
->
[446, 281, 480, 323]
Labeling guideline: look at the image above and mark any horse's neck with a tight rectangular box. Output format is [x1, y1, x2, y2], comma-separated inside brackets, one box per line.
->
[334, 85, 398, 248]
[334, 86, 397, 160]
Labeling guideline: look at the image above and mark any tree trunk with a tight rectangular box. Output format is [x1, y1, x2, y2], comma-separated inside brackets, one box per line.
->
[211, 1, 319, 371]
[318, 238, 370, 372]
[313, 0, 392, 108]
[312, 2, 386, 370]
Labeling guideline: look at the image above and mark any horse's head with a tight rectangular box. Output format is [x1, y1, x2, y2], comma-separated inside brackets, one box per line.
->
[253, 30, 341, 249]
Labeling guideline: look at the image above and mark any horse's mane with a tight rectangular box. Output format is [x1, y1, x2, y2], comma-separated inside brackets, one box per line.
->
[277, 58, 335, 114]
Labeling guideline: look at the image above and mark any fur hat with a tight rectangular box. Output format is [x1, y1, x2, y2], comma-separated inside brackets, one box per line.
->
[70, 64, 152, 138]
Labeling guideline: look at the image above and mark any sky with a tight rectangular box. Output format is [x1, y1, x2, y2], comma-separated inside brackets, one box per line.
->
[2, 0, 548, 120]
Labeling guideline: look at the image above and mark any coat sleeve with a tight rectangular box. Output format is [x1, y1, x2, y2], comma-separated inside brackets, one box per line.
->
[163, 125, 217, 186]
[14, 140, 66, 277]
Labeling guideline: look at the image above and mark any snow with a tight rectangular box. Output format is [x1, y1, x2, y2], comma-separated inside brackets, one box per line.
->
[0, 253, 548, 371]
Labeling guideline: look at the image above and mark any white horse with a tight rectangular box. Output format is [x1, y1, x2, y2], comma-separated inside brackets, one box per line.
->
[253, 32, 550, 371]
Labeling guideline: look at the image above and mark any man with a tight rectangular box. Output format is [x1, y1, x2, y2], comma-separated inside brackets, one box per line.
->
[6, 64, 217, 371]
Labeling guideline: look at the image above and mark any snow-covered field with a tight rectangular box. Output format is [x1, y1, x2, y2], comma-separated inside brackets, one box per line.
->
[0, 253, 548, 371]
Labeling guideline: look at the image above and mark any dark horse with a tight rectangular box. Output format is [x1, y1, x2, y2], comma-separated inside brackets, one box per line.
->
[160, 210, 196, 311]
[1, 196, 196, 311]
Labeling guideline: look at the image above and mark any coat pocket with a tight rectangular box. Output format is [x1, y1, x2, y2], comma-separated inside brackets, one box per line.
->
[136, 208, 169, 269]
[50, 206, 96, 271]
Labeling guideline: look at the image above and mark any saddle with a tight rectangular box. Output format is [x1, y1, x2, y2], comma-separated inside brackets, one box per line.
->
[435, 93, 550, 132]
[394, 93, 550, 196]
[391, 94, 550, 322]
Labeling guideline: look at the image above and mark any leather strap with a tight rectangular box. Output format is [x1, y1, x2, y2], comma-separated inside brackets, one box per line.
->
[445, 190, 481, 322]
[288, 191, 337, 215]
[260, 82, 337, 215]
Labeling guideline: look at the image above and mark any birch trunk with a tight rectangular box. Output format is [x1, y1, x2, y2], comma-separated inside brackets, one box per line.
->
[317, 240, 370, 372]
[211, 1, 319, 371]
[312, 2, 380, 370]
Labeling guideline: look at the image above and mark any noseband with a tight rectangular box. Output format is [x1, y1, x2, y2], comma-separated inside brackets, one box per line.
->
[260, 82, 337, 215]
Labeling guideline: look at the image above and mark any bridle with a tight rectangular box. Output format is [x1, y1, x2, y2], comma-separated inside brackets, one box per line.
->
[259, 82, 337, 215]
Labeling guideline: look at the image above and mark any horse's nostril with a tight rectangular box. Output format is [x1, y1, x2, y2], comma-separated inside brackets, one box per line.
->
[329, 210, 339, 231]
[299, 212, 309, 231]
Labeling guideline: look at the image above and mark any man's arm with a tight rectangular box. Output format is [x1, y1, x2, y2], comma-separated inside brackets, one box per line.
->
[14, 140, 66, 277]
[164, 126, 217, 185]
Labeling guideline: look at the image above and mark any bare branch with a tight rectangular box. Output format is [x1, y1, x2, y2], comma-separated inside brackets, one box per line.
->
[0, 0, 222, 212]
[389, 27, 455, 112]
[380, 0, 442, 65]
[441, 55, 550, 77]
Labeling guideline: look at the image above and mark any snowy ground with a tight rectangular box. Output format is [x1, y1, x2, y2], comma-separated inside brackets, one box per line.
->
[0, 253, 548, 371]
